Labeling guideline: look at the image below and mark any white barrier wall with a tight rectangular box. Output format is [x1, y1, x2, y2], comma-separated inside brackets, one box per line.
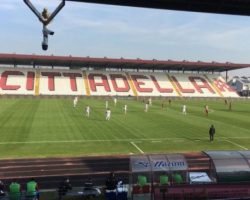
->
[0, 68, 239, 97]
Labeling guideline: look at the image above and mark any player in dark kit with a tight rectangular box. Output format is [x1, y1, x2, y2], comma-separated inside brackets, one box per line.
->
[229, 101, 232, 111]
[168, 99, 172, 106]
[205, 105, 209, 116]
[209, 125, 215, 142]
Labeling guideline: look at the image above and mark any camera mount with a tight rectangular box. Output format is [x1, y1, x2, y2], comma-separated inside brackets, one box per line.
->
[23, 0, 65, 50]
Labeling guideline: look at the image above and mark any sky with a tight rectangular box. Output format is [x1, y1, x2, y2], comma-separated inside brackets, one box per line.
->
[0, 0, 250, 76]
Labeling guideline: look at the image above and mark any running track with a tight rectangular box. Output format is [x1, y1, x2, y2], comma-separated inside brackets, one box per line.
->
[0, 152, 209, 189]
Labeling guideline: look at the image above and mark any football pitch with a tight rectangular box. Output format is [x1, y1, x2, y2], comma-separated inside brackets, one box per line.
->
[0, 97, 249, 158]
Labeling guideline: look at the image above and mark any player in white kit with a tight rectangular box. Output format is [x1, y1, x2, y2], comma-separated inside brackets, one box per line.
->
[148, 98, 152, 106]
[182, 105, 187, 115]
[114, 97, 117, 106]
[85, 105, 90, 117]
[145, 103, 149, 112]
[73, 97, 77, 108]
[124, 104, 127, 114]
[106, 108, 111, 120]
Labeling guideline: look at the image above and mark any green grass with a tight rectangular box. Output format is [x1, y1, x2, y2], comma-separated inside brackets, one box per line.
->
[0, 97, 249, 158]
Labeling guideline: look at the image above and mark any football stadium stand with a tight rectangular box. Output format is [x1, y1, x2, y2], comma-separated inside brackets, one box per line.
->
[0, 68, 238, 97]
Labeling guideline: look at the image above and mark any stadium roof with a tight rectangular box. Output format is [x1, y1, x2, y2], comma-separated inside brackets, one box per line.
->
[66, 0, 250, 16]
[0, 53, 249, 72]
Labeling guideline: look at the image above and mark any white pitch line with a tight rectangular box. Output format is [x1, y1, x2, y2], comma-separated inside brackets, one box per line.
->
[224, 139, 248, 150]
[130, 142, 144, 154]
[220, 137, 250, 139]
[0, 137, 250, 145]
[0, 138, 187, 145]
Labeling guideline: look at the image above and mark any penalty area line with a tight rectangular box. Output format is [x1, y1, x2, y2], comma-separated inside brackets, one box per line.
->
[224, 139, 248, 150]
[130, 142, 144, 154]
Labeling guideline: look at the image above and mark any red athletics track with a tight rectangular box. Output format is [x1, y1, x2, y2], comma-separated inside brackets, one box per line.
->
[0, 155, 130, 189]
[0, 152, 209, 189]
